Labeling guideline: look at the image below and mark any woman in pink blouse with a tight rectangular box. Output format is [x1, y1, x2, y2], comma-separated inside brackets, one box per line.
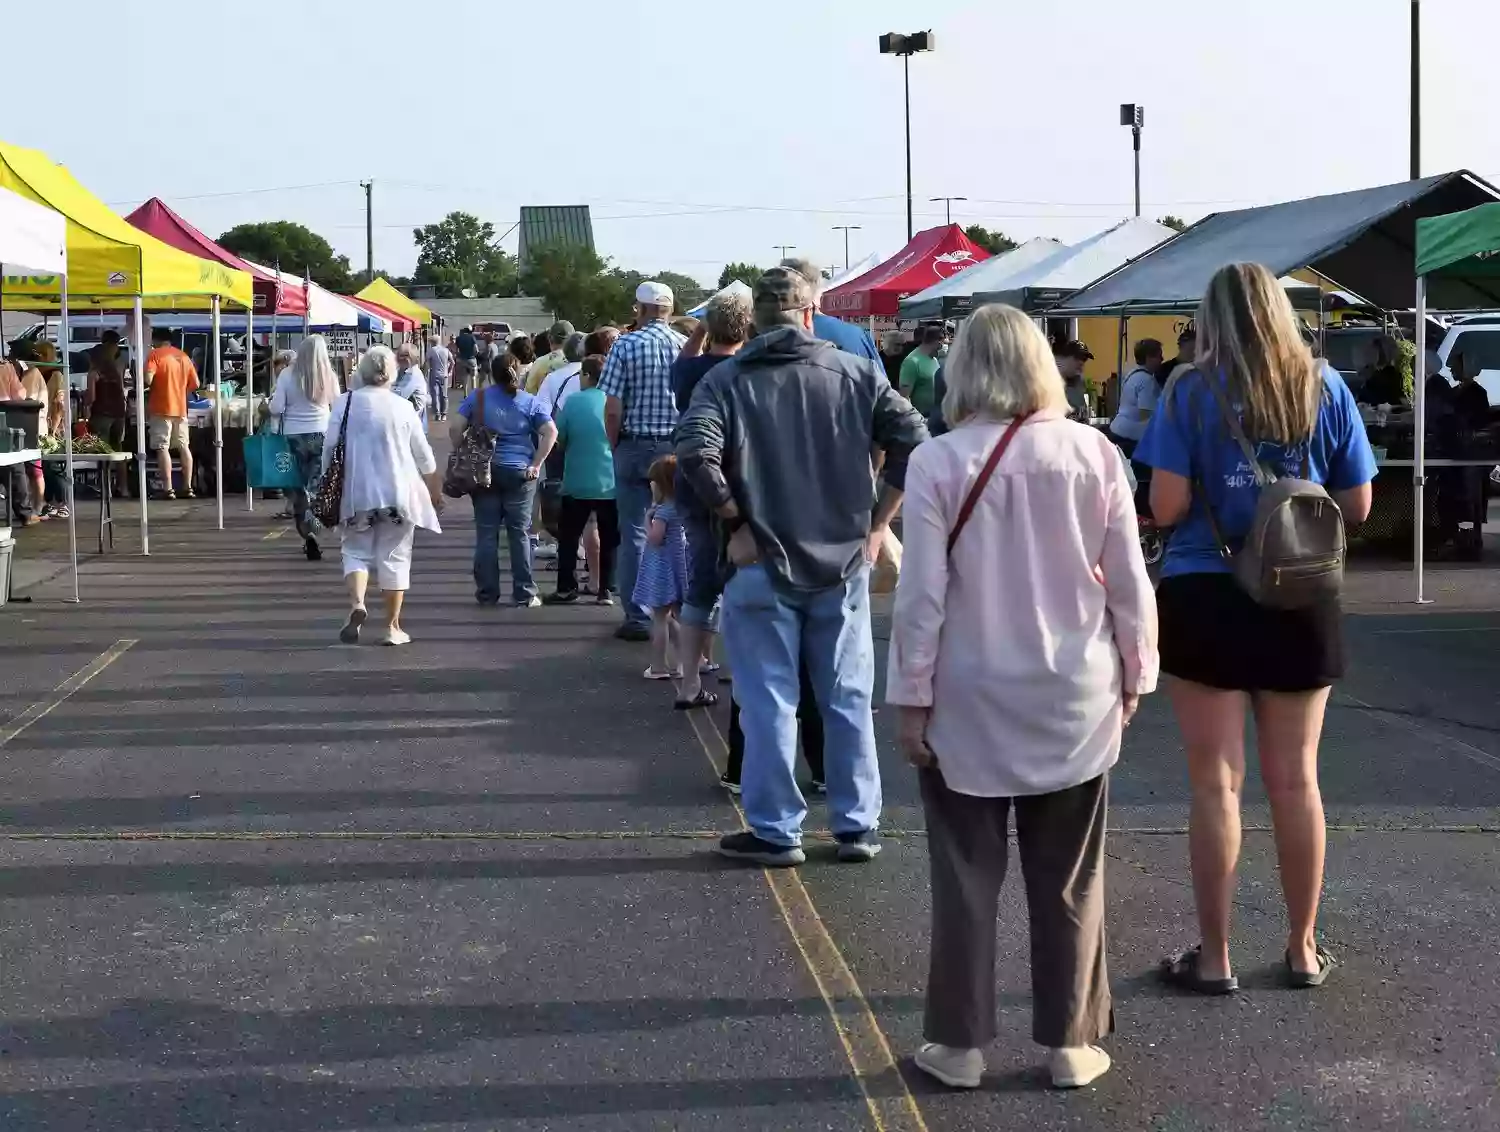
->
[888, 303, 1158, 1091]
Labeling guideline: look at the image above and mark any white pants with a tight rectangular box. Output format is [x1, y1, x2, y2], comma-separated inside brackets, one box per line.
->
[341, 522, 416, 591]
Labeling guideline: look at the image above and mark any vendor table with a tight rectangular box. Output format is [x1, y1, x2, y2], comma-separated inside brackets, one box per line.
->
[0, 448, 41, 468]
[1365, 457, 1497, 559]
[43, 452, 130, 554]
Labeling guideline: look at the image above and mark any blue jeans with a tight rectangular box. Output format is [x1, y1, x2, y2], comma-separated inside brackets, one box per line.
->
[429, 374, 448, 417]
[287, 432, 325, 542]
[613, 436, 674, 627]
[472, 467, 536, 604]
[722, 563, 880, 846]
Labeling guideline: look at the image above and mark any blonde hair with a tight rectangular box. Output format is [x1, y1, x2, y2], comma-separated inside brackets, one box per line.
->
[354, 344, 397, 389]
[1196, 262, 1321, 445]
[292, 335, 340, 405]
[941, 303, 1068, 426]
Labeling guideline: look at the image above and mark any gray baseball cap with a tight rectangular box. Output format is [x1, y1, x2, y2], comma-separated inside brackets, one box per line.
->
[753, 267, 815, 316]
[548, 319, 575, 343]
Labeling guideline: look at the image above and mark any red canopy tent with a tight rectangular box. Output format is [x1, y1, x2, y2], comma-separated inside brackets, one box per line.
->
[822, 224, 990, 318]
[124, 197, 308, 317]
[349, 294, 414, 334]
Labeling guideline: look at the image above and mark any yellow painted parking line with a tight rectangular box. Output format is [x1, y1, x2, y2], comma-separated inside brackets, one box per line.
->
[685, 709, 929, 1132]
[262, 526, 291, 541]
[0, 640, 136, 749]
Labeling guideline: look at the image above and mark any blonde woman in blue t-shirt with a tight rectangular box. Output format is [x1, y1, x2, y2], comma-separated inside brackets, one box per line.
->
[1136, 262, 1376, 996]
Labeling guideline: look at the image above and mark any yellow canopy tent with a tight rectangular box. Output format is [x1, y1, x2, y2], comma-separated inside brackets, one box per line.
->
[0, 140, 257, 549]
[0, 141, 253, 309]
[356, 276, 433, 326]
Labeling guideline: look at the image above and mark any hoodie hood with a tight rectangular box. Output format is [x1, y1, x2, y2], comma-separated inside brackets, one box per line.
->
[734, 325, 833, 368]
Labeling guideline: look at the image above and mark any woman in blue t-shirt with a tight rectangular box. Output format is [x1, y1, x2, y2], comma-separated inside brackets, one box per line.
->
[1135, 262, 1377, 997]
[451, 353, 557, 607]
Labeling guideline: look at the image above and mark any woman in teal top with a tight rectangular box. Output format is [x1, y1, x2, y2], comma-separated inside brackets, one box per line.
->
[545, 355, 619, 604]
[1135, 263, 1376, 998]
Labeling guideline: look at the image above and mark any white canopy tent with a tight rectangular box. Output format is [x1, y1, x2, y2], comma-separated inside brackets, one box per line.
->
[970, 219, 1179, 309]
[897, 238, 1065, 321]
[0, 186, 76, 601]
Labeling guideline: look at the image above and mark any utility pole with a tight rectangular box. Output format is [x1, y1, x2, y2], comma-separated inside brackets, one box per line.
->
[929, 197, 967, 225]
[773, 244, 796, 259]
[1411, 0, 1421, 179]
[360, 180, 374, 283]
[831, 226, 862, 271]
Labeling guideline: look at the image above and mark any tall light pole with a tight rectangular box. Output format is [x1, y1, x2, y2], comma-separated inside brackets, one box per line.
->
[930, 196, 967, 225]
[773, 244, 796, 259]
[1411, 0, 1421, 179]
[1119, 105, 1144, 217]
[831, 225, 862, 271]
[880, 31, 936, 241]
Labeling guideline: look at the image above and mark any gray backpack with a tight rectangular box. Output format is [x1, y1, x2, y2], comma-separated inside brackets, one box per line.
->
[1202, 380, 1345, 610]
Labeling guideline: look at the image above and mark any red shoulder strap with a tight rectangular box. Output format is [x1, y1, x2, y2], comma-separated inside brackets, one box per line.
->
[946, 413, 1032, 556]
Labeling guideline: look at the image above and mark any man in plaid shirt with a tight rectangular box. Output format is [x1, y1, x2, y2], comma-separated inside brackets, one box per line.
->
[598, 280, 688, 638]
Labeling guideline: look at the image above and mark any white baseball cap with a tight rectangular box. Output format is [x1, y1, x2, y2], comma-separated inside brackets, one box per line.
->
[635, 280, 674, 307]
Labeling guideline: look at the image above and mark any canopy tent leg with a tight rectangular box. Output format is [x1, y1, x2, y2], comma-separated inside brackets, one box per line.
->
[245, 307, 255, 511]
[212, 296, 223, 530]
[1115, 314, 1127, 418]
[59, 278, 79, 603]
[132, 296, 149, 555]
[1413, 274, 1431, 604]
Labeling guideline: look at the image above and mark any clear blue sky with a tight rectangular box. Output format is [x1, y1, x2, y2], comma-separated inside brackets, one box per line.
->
[7, 0, 1497, 286]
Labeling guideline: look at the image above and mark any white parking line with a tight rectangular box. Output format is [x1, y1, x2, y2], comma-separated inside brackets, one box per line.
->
[0, 640, 137, 749]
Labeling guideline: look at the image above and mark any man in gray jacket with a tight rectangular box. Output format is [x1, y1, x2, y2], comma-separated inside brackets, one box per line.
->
[677, 267, 929, 867]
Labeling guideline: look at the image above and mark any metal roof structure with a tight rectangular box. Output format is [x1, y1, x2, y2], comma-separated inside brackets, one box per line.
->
[518, 205, 595, 271]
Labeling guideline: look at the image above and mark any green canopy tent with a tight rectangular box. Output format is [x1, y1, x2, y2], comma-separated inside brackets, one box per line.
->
[1412, 202, 1500, 602]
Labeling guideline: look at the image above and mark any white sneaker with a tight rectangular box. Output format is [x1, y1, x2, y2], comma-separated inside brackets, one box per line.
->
[533, 540, 558, 560]
[913, 1043, 984, 1089]
[1048, 1045, 1111, 1089]
[517, 596, 542, 608]
[379, 627, 412, 647]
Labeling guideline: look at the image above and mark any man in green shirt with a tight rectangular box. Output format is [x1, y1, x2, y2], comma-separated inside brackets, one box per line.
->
[899, 325, 946, 417]
[545, 357, 620, 604]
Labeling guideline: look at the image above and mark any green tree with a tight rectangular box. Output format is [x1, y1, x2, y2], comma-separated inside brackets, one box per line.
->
[1159, 215, 1189, 233]
[717, 262, 762, 290]
[654, 271, 707, 312]
[963, 224, 1018, 256]
[412, 211, 517, 298]
[218, 221, 353, 292]
[520, 243, 617, 327]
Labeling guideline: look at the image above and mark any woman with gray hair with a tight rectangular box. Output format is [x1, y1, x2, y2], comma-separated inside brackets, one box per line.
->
[325, 345, 443, 646]
[393, 342, 430, 422]
[887, 303, 1157, 1091]
[270, 335, 342, 560]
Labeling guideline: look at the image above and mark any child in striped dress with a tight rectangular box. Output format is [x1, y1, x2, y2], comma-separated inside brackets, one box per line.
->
[633, 454, 689, 680]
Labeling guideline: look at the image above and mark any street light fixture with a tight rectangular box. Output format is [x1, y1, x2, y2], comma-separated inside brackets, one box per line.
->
[831, 225, 862, 271]
[1119, 104, 1144, 217]
[929, 196, 967, 225]
[880, 30, 936, 241]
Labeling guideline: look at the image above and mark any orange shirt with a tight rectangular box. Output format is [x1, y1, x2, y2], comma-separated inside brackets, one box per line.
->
[145, 346, 199, 417]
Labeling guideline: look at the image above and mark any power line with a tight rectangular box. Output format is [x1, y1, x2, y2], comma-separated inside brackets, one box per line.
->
[104, 180, 361, 206]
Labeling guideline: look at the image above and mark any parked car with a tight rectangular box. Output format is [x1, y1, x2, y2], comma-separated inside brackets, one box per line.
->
[1436, 316, 1500, 406]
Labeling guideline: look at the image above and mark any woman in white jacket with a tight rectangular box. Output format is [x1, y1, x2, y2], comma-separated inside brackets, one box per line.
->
[324, 346, 443, 646]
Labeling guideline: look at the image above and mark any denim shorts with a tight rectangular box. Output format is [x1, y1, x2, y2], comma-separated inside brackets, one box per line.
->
[680, 509, 723, 630]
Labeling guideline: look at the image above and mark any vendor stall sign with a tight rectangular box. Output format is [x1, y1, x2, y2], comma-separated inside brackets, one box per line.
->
[326, 330, 355, 355]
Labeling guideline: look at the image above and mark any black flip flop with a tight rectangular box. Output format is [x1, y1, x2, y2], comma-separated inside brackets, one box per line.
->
[1284, 946, 1335, 989]
[1160, 945, 1239, 996]
[674, 690, 719, 710]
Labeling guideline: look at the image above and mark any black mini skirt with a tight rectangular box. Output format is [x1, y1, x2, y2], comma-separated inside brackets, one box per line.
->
[1156, 571, 1345, 693]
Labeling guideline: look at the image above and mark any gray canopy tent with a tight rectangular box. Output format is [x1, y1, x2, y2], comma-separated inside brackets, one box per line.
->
[1054, 171, 1500, 317]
